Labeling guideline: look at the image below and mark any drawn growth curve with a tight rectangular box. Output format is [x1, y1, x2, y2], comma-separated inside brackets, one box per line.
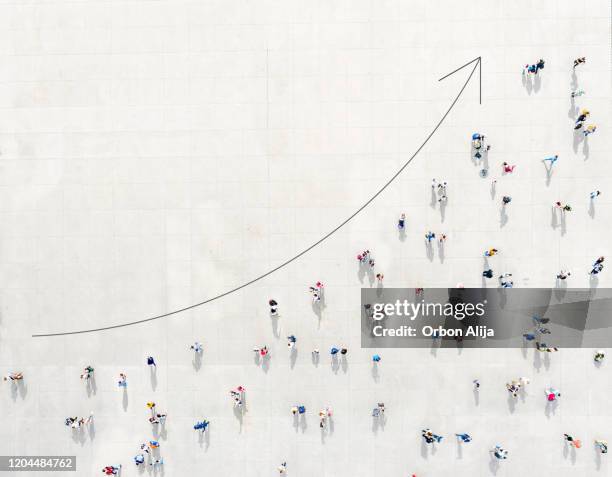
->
[32, 57, 483, 338]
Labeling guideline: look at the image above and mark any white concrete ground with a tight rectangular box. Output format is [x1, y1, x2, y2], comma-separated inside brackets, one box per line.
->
[0, 0, 611, 475]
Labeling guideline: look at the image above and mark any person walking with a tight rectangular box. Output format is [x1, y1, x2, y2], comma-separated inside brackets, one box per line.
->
[101, 465, 121, 475]
[595, 440, 608, 454]
[556, 270, 571, 280]
[564, 434, 582, 448]
[491, 445, 508, 459]
[80, 366, 94, 380]
[575, 110, 590, 129]
[3, 372, 24, 381]
[190, 342, 203, 353]
[543, 155, 558, 166]
[573, 57, 586, 68]
[545, 387, 561, 402]
[398, 213, 406, 230]
[590, 256, 605, 275]
[422, 429, 443, 444]
[499, 273, 513, 288]
[194, 420, 210, 432]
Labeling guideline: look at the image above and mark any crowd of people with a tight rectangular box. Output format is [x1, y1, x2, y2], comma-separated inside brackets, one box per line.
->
[2, 54, 606, 476]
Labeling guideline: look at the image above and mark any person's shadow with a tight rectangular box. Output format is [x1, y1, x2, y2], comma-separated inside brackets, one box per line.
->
[233, 404, 244, 432]
[420, 438, 429, 459]
[507, 393, 516, 413]
[583, 136, 590, 160]
[86, 375, 97, 397]
[192, 351, 202, 371]
[544, 398, 558, 418]
[438, 241, 445, 263]
[312, 292, 326, 324]
[430, 187, 438, 208]
[543, 162, 553, 186]
[87, 419, 96, 441]
[425, 240, 434, 261]
[488, 453, 500, 475]
[595, 445, 602, 470]
[398, 226, 406, 242]
[357, 263, 366, 283]
[258, 350, 270, 371]
[122, 387, 128, 411]
[289, 347, 298, 370]
[533, 348, 542, 372]
[499, 205, 508, 227]
[367, 267, 376, 287]
[568, 95, 579, 119]
[551, 206, 558, 230]
[430, 337, 439, 357]
[439, 199, 447, 222]
[589, 199, 596, 218]
[270, 313, 280, 338]
[9, 380, 28, 401]
[456, 438, 464, 459]
[331, 354, 339, 374]
[198, 426, 211, 451]
[372, 414, 386, 434]
[559, 210, 567, 236]
[71, 426, 87, 446]
[159, 420, 168, 440]
[150, 367, 157, 391]
[522, 72, 533, 95]
[533, 73, 541, 92]
[371, 362, 379, 382]
[573, 129, 584, 153]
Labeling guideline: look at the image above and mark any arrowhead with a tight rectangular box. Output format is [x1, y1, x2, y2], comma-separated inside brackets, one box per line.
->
[438, 57, 482, 104]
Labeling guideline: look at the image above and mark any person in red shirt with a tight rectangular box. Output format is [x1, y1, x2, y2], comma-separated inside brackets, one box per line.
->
[102, 465, 120, 475]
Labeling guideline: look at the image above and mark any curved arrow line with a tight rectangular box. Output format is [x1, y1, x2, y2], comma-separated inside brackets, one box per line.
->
[33, 58, 481, 338]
